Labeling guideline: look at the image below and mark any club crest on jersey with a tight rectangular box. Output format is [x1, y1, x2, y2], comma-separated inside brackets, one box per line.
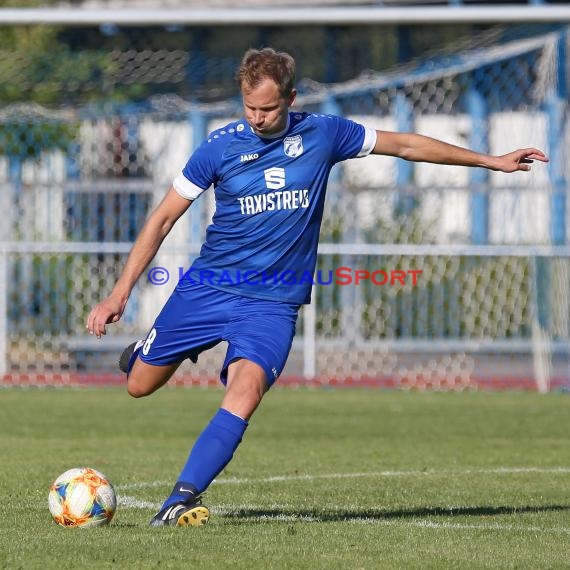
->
[283, 135, 303, 158]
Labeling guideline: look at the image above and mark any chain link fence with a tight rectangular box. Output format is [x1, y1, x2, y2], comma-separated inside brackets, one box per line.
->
[1, 24, 569, 390]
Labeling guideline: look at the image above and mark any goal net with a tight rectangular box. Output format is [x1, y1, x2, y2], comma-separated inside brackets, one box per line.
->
[1, 23, 569, 391]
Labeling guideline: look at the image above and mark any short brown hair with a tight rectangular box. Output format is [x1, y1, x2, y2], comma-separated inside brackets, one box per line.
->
[236, 48, 296, 97]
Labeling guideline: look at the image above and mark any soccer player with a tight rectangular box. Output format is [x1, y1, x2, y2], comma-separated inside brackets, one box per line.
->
[86, 47, 548, 527]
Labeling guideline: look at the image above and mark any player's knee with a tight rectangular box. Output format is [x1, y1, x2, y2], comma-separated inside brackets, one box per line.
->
[127, 378, 152, 398]
[222, 378, 267, 419]
[229, 377, 266, 403]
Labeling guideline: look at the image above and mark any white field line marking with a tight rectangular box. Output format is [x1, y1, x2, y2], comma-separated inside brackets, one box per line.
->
[116, 466, 570, 491]
[117, 496, 160, 510]
[116, 497, 570, 534]
[117, 480, 170, 491]
[115, 497, 322, 521]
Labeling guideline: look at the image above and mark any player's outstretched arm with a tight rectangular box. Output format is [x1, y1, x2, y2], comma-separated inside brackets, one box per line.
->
[372, 130, 548, 173]
[86, 187, 193, 338]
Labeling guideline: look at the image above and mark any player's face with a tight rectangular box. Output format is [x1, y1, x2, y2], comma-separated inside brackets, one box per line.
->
[242, 78, 296, 137]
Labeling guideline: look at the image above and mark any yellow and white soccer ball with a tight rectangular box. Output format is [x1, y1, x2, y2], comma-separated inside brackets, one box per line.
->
[48, 467, 117, 528]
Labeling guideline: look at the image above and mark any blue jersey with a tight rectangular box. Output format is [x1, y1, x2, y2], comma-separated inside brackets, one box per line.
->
[173, 112, 375, 304]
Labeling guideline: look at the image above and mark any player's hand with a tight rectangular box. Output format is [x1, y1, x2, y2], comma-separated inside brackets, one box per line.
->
[491, 148, 549, 173]
[86, 295, 127, 338]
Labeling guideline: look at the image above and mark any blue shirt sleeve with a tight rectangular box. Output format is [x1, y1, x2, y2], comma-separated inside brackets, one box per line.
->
[322, 115, 366, 164]
[181, 137, 221, 190]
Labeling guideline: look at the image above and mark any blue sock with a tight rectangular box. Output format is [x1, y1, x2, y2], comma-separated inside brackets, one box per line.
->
[161, 408, 248, 509]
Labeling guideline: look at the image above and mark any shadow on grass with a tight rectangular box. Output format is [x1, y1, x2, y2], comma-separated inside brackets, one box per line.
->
[220, 503, 570, 522]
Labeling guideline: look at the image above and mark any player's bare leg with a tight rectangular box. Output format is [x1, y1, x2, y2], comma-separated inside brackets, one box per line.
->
[222, 358, 268, 420]
[126, 358, 181, 398]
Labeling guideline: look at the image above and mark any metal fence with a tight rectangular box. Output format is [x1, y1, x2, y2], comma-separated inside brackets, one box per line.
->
[1, 24, 569, 391]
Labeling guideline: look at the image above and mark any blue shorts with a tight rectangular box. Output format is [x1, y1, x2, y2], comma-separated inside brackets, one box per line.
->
[138, 280, 300, 386]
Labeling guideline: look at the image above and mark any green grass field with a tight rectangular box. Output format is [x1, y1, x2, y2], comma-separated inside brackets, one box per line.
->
[1, 387, 569, 569]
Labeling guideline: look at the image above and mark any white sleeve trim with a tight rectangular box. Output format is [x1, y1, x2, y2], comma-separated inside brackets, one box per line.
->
[356, 127, 377, 158]
[173, 172, 209, 200]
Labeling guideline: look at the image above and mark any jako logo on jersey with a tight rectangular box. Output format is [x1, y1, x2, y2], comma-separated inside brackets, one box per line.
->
[284, 135, 303, 158]
[240, 153, 259, 162]
[264, 167, 286, 190]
